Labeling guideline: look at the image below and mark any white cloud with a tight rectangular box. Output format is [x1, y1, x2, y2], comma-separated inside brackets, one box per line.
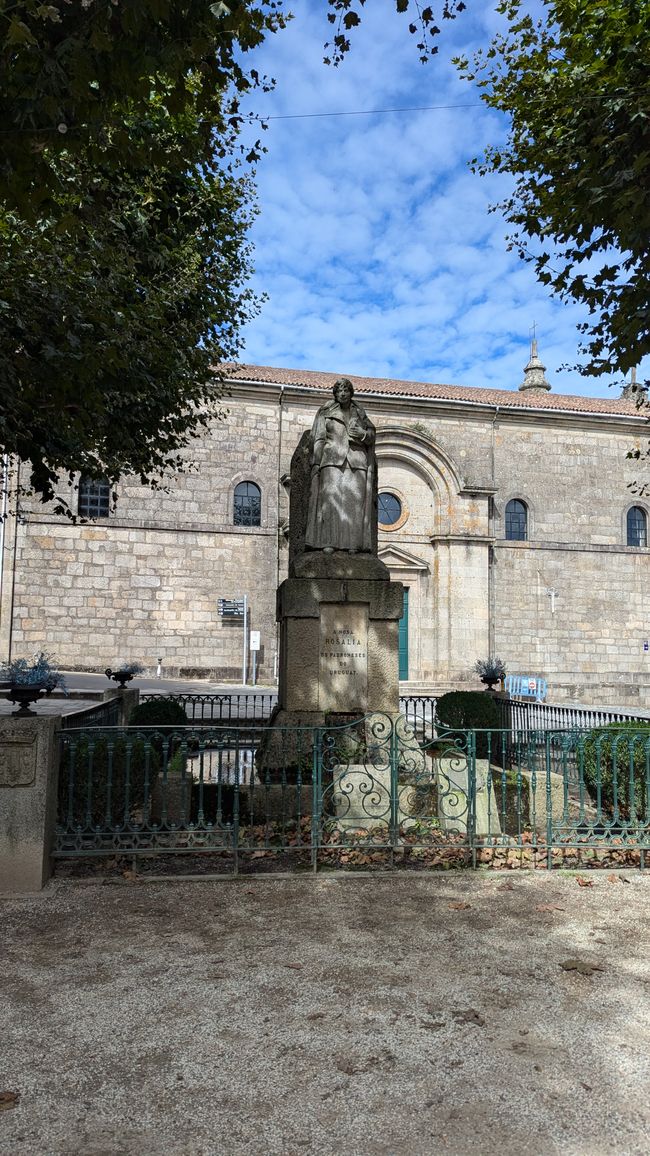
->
[236, 3, 646, 399]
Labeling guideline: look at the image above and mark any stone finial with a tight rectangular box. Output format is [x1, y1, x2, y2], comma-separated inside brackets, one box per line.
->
[519, 337, 551, 392]
[620, 367, 648, 402]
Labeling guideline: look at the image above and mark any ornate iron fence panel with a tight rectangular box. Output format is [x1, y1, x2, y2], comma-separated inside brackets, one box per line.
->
[543, 727, 650, 857]
[54, 719, 650, 868]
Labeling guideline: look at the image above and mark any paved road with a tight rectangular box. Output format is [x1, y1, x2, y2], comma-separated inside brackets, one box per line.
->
[57, 672, 278, 696]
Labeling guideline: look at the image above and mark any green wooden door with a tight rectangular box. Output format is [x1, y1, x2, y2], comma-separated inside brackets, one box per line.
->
[398, 587, 409, 681]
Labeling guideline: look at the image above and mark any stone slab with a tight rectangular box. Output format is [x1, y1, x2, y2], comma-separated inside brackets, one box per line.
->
[277, 578, 404, 622]
[318, 603, 369, 713]
[293, 551, 390, 581]
[434, 756, 502, 838]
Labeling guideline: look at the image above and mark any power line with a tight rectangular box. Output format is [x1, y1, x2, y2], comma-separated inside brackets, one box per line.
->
[256, 102, 480, 120]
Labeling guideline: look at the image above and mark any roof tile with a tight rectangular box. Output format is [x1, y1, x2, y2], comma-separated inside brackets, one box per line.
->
[223, 363, 647, 418]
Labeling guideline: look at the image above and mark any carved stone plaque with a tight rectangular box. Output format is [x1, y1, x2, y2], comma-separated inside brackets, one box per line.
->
[319, 602, 368, 712]
[0, 737, 37, 787]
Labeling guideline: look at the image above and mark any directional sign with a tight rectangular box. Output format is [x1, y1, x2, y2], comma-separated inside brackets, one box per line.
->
[218, 598, 245, 618]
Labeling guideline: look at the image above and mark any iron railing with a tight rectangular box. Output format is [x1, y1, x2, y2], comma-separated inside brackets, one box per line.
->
[139, 690, 437, 736]
[61, 696, 121, 729]
[54, 717, 650, 870]
[139, 691, 277, 725]
[502, 696, 650, 736]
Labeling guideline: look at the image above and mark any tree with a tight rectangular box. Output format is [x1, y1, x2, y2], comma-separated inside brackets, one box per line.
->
[456, 0, 650, 383]
[1, 1, 286, 511]
[0, 1, 284, 217]
[322, 0, 466, 65]
[1, 103, 258, 511]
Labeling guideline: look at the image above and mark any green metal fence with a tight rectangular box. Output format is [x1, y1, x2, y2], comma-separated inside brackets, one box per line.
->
[54, 714, 650, 870]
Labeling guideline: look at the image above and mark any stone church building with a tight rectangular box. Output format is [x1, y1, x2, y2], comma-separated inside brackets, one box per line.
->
[1, 350, 649, 706]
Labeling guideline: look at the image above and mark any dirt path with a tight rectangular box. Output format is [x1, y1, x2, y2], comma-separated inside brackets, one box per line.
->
[1, 872, 649, 1155]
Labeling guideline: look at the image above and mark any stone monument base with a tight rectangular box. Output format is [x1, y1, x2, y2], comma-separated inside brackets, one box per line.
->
[257, 568, 406, 781]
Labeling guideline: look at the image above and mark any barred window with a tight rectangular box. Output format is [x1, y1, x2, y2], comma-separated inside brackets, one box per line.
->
[627, 506, 647, 547]
[78, 477, 110, 519]
[233, 481, 261, 527]
[505, 499, 528, 541]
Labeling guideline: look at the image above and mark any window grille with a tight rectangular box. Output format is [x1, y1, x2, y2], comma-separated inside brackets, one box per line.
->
[627, 506, 647, 547]
[505, 499, 528, 541]
[78, 477, 110, 519]
[233, 481, 261, 527]
[378, 492, 402, 527]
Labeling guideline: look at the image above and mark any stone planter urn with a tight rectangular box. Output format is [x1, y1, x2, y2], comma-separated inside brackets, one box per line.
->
[8, 684, 46, 716]
[105, 668, 135, 690]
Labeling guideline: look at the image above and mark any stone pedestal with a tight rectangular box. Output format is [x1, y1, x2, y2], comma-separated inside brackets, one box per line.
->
[257, 556, 404, 782]
[0, 716, 59, 893]
[276, 567, 404, 723]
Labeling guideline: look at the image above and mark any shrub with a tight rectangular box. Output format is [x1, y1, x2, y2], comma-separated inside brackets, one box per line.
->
[435, 691, 501, 760]
[581, 723, 650, 819]
[128, 698, 189, 727]
[58, 735, 160, 828]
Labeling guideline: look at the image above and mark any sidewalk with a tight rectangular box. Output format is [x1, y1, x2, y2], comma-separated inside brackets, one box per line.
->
[1, 872, 649, 1155]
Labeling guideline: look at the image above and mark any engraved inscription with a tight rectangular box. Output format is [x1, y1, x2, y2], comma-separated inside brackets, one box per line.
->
[0, 738, 37, 787]
[319, 603, 368, 711]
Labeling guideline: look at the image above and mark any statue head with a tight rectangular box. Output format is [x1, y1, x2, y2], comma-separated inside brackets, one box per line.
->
[333, 377, 354, 406]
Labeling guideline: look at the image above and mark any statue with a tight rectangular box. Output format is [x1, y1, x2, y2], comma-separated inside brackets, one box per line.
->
[305, 378, 376, 554]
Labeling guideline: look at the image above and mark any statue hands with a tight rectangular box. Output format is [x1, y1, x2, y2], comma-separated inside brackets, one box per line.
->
[348, 419, 365, 443]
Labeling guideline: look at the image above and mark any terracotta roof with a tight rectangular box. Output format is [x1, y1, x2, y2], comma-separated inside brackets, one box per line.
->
[223, 363, 647, 418]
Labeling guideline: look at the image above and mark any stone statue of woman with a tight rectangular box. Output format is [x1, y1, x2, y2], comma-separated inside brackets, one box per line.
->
[305, 378, 376, 554]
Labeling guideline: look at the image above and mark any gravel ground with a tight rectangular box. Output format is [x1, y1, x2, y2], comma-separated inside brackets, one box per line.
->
[1, 871, 649, 1156]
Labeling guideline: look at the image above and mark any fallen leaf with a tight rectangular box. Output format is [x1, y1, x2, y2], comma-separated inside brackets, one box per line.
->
[452, 1008, 485, 1027]
[122, 869, 139, 882]
[306, 1012, 326, 1020]
[498, 881, 515, 891]
[251, 850, 268, 859]
[576, 875, 594, 887]
[606, 874, 619, 884]
[285, 963, 303, 970]
[560, 959, 605, 976]
[448, 902, 471, 910]
[336, 1060, 361, 1075]
[0, 1091, 19, 1112]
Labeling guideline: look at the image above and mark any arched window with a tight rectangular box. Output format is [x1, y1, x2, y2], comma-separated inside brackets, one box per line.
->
[505, 499, 528, 541]
[78, 477, 110, 518]
[627, 505, 647, 547]
[233, 481, 261, 527]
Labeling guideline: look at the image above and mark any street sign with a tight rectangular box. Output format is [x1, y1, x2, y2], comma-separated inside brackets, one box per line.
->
[218, 598, 245, 618]
[250, 630, 261, 651]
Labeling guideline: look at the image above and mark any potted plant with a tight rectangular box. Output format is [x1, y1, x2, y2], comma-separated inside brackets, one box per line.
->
[105, 661, 145, 690]
[473, 656, 506, 692]
[0, 652, 67, 716]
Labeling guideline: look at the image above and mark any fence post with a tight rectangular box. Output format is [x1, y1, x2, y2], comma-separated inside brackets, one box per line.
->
[102, 687, 139, 725]
[545, 733, 553, 869]
[311, 729, 322, 872]
[468, 729, 477, 868]
[0, 715, 60, 893]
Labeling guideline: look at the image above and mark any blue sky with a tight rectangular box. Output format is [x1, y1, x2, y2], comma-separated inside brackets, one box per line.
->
[237, 2, 640, 399]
